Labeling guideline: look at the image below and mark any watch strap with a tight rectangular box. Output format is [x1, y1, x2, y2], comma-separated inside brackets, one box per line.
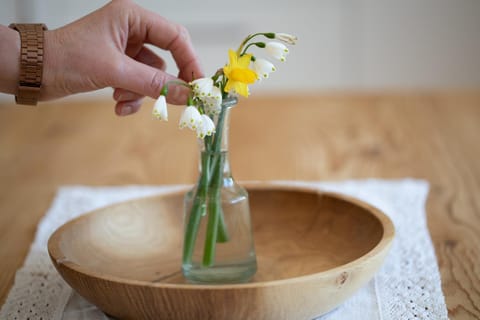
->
[9, 23, 48, 105]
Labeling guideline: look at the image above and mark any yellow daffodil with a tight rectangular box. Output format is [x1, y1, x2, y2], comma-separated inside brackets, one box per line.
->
[223, 49, 257, 97]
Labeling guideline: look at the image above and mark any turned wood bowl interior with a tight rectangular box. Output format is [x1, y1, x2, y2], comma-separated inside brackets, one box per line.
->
[48, 185, 394, 320]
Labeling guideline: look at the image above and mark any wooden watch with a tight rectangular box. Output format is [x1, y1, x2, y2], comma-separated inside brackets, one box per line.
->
[8, 23, 48, 106]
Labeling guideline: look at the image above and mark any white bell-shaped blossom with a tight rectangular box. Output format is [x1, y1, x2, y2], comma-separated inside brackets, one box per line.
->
[253, 58, 276, 79]
[275, 33, 297, 45]
[202, 86, 222, 115]
[265, 42, 289, 62]
[179, 105, 203, 130]
[196, 114, 216, 139]
[152, 95, 168, 121]
[191, 77, 214, 97]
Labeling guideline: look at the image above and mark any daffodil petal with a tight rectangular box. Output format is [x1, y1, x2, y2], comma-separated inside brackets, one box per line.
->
[223, 49, 257, 98]
[238, 53, 253, 68]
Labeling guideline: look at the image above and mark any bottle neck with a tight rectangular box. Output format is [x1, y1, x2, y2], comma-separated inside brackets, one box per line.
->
[199, 150, 232, 180]
[198, 97, 237, 180]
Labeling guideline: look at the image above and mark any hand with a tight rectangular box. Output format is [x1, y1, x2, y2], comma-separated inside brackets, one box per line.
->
[42, 0, 203, 115]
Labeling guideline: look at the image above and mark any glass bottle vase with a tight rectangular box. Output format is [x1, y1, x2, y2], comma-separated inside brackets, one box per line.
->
[182, 97, 257, 284]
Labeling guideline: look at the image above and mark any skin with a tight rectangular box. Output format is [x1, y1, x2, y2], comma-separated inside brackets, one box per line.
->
[0, 0, 203, 116]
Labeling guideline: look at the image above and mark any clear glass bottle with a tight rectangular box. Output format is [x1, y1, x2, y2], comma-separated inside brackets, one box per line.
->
[182, 97, 257, 284]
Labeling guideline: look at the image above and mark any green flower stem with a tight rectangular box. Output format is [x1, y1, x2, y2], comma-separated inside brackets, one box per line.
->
[203, 169, 222, 267]
[201, 104, 230, 266]
[183, 102, 231, 267]
[204, 153, 229, 243]
[236, 32, 274, 56]
[209, 105, 230, 244]
[208, 153, 229, 243]
[202, 155, 225, 266]
[182, 153, 210, 265]
[216, 204, 229, 243]
[240, 42, 265, 57]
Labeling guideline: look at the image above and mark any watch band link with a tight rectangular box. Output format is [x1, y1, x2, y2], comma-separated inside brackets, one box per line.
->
[9, 23, 48, 105]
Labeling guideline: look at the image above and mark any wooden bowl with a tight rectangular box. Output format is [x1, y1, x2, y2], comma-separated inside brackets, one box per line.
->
[48, 184, 394, 320]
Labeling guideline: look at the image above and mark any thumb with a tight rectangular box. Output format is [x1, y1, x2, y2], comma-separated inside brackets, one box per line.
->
[113, 56, 189, 105]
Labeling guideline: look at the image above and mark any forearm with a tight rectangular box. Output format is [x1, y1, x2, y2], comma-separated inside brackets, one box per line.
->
[0, 1, 202, 112]
[0, 25, 20, 95]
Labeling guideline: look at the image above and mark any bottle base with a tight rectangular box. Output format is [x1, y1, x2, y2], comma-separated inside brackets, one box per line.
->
[182, 260, 257, 284]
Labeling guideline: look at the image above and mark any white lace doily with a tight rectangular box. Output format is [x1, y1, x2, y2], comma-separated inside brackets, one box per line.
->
[0, 180, 448, 320]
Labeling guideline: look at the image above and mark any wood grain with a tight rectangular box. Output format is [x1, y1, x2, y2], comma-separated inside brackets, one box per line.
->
[47, 185, 394, 320]
[0, 92, 479, 318]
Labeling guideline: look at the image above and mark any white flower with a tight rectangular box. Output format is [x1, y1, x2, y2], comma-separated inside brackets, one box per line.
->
[265, 42, 289, 62]
[253, 58, 276, 79]
[190, 78, 214, 97]
[196, 114, 216, 139]
[202, 86, 222, 115]
[152, 95, 168, 121]
[275, 33, 297, 45]
[179, 106, 202, 130]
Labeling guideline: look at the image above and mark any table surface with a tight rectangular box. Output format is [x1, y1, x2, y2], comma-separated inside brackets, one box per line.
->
[0, 93, 479, 319]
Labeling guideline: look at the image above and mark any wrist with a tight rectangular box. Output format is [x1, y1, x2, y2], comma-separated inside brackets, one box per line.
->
[0, 25, 21, 95]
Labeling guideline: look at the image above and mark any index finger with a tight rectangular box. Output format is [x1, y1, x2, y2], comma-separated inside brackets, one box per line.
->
[129, 4, 204, 82]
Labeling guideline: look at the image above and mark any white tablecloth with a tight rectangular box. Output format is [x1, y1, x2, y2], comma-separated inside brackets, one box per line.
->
[0, 180, 448, 320]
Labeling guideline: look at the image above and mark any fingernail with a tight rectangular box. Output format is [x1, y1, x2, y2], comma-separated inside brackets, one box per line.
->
[120, 105, 132, 116]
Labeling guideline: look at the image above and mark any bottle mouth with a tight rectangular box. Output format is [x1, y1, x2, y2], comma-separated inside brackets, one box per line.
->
[222, 96, 238, 108]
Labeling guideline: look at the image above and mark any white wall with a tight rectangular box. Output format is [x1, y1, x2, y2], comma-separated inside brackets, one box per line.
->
[1, 0, 480, 102]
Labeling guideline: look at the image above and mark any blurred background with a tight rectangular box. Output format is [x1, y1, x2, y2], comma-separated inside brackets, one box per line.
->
[0, 0, 479, 103]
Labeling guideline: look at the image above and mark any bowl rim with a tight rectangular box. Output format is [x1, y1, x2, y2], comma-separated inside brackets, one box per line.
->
[47, 182, 395, 290]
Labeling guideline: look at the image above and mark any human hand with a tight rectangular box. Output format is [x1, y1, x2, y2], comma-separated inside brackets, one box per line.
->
[42, 0, 203, 115]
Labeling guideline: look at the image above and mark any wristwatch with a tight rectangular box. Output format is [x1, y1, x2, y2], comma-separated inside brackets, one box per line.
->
[9, 23, 48, 106]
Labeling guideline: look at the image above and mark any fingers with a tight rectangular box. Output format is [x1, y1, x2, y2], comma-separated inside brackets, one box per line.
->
[107, 2, 204, 114]
[133, 46, 167, 71]
[113, 55, 190, 104]
[113, 46, 165, 103]
[113, 45, 188, 115]
[113, 88, 143, 102]
[129, 4, 204, 82]
[115, 98, 144, 116]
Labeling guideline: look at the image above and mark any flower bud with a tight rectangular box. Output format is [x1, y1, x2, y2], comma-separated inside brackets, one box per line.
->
[275, 33, 297, 45]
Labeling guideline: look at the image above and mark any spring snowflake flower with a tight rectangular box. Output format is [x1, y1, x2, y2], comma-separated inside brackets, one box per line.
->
[265, 42, 289, 62]
[179, 105, 202, 130]
[152, 31, 296, 143]
[196, 114, 216, 139]
[191, 78, 214, 97]
[223, 49, 257, 97]
[203, 86, 222, 115]
[152, 95, 168, 121]
[253, 59, 276, 79]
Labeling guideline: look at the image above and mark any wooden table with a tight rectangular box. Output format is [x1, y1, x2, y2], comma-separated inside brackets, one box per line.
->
[0, 93, 479, 319]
